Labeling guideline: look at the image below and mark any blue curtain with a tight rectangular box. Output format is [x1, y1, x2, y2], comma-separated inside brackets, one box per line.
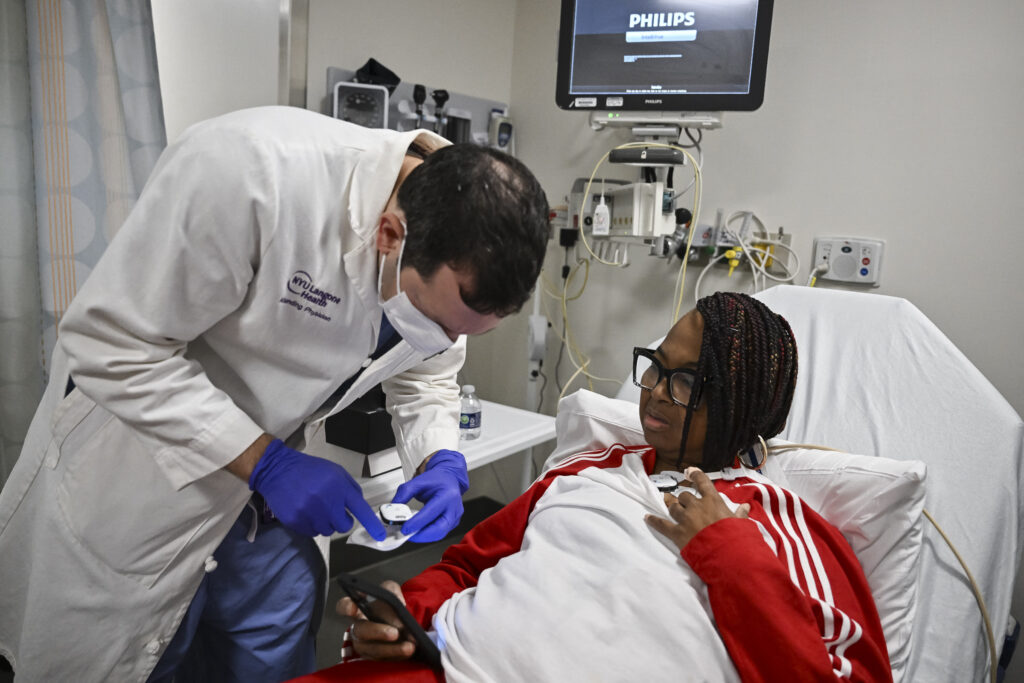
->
[0, 0, 165, 485]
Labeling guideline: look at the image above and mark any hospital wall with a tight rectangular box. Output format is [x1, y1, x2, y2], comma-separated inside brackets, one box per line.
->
[154, 0, 517, 142]
[152, 0, 278, 143]
[303, 1, 517, 118]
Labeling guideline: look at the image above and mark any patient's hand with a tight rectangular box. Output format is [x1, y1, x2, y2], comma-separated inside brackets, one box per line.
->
[336, 580, 417, 661]
[645, 467, 750, 550]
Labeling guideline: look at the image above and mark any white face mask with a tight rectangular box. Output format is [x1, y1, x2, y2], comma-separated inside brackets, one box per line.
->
[377, 223, 455, 356]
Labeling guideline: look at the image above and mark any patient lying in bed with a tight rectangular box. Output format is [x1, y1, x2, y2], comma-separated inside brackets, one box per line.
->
[336, 292, 893, 682]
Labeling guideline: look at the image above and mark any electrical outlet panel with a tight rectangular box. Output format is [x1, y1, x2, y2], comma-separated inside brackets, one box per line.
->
[812, 237, 885, 286]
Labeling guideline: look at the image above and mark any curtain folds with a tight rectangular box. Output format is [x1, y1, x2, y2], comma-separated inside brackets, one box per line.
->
[0, 0, 165, 486]
[0, 0, 43, 486]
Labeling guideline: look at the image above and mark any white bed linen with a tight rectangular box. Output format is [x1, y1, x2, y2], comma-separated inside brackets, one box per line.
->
[752, 286, 1024, 682]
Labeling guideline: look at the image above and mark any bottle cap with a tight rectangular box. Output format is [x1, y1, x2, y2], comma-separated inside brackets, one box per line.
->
[462, 384, 475, 394]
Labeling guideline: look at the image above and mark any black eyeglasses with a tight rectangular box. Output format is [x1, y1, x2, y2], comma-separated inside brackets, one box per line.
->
[632, 347, 706, 408]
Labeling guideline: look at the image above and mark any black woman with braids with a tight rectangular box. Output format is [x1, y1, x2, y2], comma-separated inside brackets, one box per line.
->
[324, 292, 893, 683]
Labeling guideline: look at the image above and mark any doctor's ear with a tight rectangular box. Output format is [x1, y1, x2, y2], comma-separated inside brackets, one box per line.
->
[375, 212, 407, 254]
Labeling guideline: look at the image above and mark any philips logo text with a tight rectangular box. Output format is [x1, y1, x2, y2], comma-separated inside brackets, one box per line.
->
[629, 12, 695, 29]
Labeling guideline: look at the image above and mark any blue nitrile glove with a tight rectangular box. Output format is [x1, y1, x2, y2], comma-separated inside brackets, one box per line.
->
[249, 439, 386, 540]
[391, 449, 470, 543]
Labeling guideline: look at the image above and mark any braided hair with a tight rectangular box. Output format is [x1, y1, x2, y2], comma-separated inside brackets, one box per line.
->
[688, 292, 798, 471]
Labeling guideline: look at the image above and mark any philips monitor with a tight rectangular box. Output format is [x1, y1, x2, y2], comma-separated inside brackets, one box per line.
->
[555, 0, 774, 113]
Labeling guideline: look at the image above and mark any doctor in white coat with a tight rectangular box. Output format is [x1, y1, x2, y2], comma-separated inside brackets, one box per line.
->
[0, 106, 550, 682]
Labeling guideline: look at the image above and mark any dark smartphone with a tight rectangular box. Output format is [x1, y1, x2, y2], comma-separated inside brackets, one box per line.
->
[336, 571, 442, 670]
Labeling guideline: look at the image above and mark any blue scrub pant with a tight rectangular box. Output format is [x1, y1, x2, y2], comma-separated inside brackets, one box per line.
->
[148, 504, 325, 683]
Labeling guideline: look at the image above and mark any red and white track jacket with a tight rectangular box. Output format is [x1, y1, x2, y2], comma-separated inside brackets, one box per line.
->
[403, 444, 892, 682]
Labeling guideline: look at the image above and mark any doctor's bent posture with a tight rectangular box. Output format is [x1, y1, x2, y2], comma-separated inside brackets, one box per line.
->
[0, 106, 550, 682]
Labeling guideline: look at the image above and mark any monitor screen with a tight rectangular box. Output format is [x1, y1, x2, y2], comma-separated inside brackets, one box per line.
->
[555, 0, 774, 113]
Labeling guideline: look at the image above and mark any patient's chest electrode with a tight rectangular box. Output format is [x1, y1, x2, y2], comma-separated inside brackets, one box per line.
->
[650, 472, 682, 491]
[651, 470, 709, 498]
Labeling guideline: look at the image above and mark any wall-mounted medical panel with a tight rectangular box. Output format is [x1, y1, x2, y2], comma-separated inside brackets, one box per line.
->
[813, 237, 885, 286]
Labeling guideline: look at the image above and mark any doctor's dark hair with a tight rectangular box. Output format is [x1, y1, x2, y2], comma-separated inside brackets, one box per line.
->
[691, 292, 798, 471]
[397, 144, 549, 317]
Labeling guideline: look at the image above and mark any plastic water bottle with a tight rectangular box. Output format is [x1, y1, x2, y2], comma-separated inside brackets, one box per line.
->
[459, 385, 482, 440]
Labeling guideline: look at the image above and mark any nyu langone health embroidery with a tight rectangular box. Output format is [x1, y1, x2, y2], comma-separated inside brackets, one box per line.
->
[280, 270, 340, 322]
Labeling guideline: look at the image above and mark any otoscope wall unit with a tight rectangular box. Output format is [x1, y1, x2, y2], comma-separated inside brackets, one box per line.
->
[326, 67, 510, 149]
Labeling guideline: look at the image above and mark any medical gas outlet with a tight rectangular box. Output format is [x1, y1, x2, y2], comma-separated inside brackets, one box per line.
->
[752, 229, 792, 276]
[812, 237, 885, 286]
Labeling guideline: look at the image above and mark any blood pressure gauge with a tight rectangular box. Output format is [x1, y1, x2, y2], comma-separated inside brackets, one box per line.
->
[379, 503, 415, 526]
[333, 83, 389, 129]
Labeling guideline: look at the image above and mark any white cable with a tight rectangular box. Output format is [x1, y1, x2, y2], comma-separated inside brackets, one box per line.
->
[736, 236, 801, 286]
[706, 211, 800, 298]
[669, 146, 703, 201]
[922, 509, 997, 683]
[691, 239, 800, 305]
[692, 251, 730, 304]
[723, 210, 764, 242]
[806, 262, 830, 287]
[748, 246, 762, 292]
[541, 256, 617, 395]
[757, 240, 801, 282]
[555, 259, 620, 398]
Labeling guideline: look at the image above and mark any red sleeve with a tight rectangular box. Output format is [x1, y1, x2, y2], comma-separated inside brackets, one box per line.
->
[401, 481, 541, 627]
[401, 444, 650, 628]
[681, 483, 893, 683]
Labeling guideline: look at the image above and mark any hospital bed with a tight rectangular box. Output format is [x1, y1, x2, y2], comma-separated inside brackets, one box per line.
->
[611, 285, 1024, 682]
[298, 285, 1022, 682]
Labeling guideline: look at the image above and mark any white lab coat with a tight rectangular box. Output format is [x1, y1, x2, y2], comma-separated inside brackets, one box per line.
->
[0, 107, 464, 682]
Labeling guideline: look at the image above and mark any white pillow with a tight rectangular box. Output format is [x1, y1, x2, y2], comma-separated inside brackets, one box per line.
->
[546, 390, 927, 683]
